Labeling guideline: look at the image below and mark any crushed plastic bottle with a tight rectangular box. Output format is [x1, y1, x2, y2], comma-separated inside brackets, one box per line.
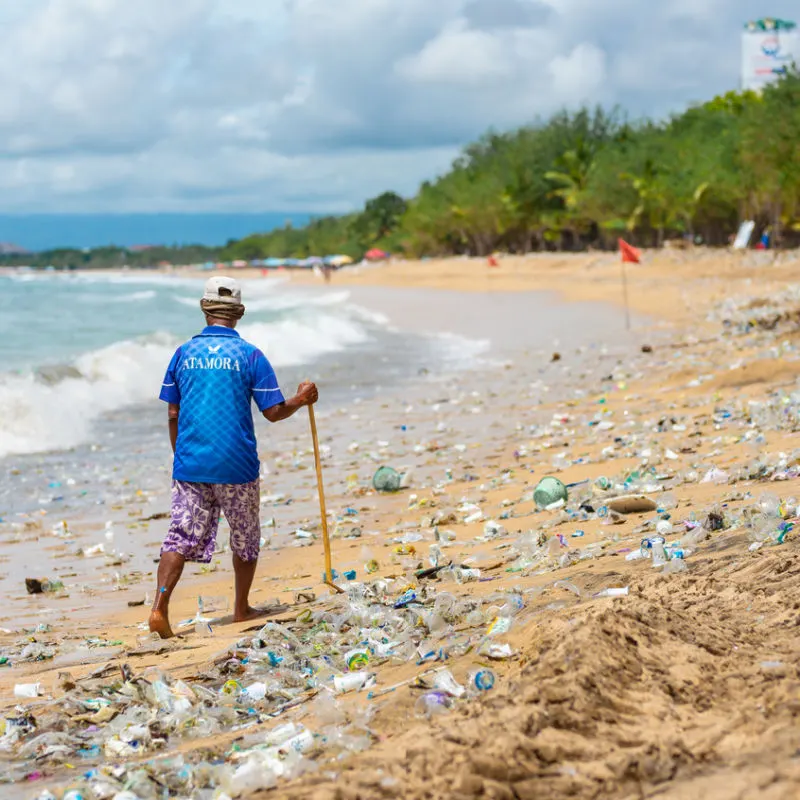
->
[758, 492, 781, 518]
[432, 669, 466, 698]
[657, 492, 678, 512]
[593, 587, 629, 598]
[414, 691, 454, 718]
[553, 580, 581, 596]
[333, 671, 374, 694]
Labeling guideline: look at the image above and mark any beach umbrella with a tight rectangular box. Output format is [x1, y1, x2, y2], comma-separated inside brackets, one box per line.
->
[365, 248, 388, 261]
[329, 255, 353, 267]
[264, 257, 284, 268]
[232, 259, 248, 268]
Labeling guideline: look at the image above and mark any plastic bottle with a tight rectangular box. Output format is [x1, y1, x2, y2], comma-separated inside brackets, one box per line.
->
[432, 669, 466, 698]
[657, 492, 678, 512]
[225, 758, 278, 795]
[197, 595, 229, 616]
[593, 587, 629, 598]
[663, 557, 688, 574]
[264, 722, 310, 748]
[333, 671, 372, 694]
[758, 492, 781, 517]
[553, 580, 581, 596]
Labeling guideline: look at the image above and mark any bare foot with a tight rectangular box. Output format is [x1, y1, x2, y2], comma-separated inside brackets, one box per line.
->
[148, 609, 175, 639]
[233, 606, 265, 623]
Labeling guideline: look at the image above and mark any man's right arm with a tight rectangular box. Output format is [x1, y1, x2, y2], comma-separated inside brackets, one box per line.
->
[168, 403, 180, 453]
[262, 382, 318, 423]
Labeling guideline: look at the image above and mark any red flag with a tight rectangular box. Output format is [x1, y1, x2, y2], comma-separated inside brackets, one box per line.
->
[618, 239, 640, 264]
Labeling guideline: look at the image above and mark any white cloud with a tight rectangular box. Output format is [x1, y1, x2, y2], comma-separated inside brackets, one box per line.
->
[548, 43, 607, 100]
[396, 21, 519, 85]
[0, 0, 794, 213]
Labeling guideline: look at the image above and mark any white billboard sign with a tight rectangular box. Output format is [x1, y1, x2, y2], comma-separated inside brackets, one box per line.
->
[742, 25, 799, 91]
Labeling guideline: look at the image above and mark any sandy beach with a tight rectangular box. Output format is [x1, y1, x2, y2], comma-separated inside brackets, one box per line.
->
[4, 249, 800, 799]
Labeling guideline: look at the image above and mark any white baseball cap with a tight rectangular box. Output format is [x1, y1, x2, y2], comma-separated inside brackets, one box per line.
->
[203, 276, 242, 304]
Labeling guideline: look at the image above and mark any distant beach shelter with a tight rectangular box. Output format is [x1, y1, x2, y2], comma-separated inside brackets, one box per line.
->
[326, 255, 353, 267]
[742, 18, 799, 91]
[365, 248, 388, 261]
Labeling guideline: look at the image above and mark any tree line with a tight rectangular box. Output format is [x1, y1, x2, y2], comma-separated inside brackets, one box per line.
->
[0, 244, 219, 270]
[224, 71, 800, 260]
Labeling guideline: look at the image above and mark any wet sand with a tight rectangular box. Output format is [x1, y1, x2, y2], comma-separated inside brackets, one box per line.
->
[4, 249, 800, 799]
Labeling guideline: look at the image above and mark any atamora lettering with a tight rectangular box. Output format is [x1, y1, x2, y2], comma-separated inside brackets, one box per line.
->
[182, 356, 241, 371]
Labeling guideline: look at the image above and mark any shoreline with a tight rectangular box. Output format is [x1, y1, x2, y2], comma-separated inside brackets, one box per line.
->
[3, 252, 800, 797]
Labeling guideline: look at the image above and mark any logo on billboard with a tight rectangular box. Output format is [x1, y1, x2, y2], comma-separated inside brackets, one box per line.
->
[761, 36, 780, 56]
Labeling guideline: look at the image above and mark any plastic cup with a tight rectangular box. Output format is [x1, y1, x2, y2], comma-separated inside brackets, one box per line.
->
[534, 477, 568, 509]
[373, 467, 402, 492]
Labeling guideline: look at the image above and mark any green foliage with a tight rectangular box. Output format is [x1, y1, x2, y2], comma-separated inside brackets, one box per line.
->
[221, 192, 408, 262]
[394, 72, 800, 252]
[0, 244, 219, 269]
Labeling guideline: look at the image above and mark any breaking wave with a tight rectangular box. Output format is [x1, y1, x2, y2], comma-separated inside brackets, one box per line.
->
[0, 286, 377, 458]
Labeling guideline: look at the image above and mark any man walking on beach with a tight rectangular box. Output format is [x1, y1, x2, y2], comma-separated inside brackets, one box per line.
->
[149, 276, 318, 638]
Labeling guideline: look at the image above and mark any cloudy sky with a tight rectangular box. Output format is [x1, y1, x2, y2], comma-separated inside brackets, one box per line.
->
[0, 0, 795, 215]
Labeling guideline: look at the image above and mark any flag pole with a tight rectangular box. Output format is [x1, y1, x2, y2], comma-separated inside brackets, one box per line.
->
[621, 258, 631, 331]
[618, 238, 639, 331]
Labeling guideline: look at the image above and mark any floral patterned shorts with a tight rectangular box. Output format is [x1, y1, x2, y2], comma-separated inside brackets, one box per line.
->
[161, 479, 261, 563]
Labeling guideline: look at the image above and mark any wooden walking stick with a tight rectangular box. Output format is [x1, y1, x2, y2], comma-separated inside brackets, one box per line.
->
[308, 404, 344, 594]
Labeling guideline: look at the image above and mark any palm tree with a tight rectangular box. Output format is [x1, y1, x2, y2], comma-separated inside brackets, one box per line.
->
[545, 138, 596, 248]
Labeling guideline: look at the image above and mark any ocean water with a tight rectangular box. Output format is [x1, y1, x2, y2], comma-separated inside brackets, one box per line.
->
[0, 212, 313, 250]
[0, 271, 488, 463]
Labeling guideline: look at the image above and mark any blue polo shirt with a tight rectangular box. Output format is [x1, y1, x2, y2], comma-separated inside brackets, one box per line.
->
[159, 326, 285, 484]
